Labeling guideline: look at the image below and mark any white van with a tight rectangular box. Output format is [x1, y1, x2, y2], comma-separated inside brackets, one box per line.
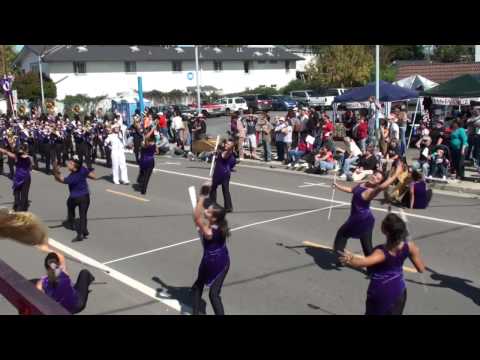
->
[219, 97, 249, 115]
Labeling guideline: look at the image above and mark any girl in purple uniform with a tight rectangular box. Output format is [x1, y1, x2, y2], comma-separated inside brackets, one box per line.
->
[0, 144, 32, 212]
[333, 165, 404, 263]
[210, 139, 236, 213]
[36, 250, 95, 314]
[53, 159, 96, 242]
[192, 190, 230, 315]
[136, 128, 156, 195]
[339, 213, 425, 315]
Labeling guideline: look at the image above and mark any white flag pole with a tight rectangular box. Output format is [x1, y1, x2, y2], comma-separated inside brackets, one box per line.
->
[209, 135, 220, 177]
[328, 171, 338, 221]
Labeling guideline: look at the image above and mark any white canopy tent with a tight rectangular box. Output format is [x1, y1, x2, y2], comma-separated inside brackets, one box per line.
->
[393, 75, 439, 91]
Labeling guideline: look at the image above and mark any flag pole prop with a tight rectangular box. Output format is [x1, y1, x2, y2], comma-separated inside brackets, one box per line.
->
[209, 135, 220, 178]
[327, 171, 338, 221]
[396, 207, 428, 293]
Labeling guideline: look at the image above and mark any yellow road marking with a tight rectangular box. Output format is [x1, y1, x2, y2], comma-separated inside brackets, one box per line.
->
[106, 189, 150, 202]
[302, 241, 418, 273]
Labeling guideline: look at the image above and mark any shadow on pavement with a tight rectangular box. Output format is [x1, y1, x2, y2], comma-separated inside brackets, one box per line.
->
[151, 276, 206, 315]
[407, 267, 480, 306]
[95, 299, 160, 315]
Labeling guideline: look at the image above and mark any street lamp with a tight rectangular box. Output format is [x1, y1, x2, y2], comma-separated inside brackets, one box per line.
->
[194, 45, 202, 115]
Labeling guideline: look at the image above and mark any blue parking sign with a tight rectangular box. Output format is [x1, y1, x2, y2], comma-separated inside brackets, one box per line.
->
[187, 72, 194, 81]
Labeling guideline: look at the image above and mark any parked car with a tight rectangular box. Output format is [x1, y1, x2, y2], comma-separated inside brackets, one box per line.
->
[219, 97, 249, 115]
[271, 95, 298, 111]
[172, 104, 196, 117]
[242, 94, 273, 112]
[188, 101, 226, 118]
[289, 90, 325, 107]
[319, 88, 349, 108]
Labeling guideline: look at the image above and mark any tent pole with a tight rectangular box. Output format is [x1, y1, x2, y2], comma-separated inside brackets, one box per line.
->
[407, 98, 420, 149]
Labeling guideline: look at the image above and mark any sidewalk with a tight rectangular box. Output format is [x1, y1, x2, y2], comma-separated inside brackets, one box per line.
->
[234, 148, 480, 197]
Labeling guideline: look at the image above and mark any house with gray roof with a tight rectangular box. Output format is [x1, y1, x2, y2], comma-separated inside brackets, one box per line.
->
[14, 45, 303, 100]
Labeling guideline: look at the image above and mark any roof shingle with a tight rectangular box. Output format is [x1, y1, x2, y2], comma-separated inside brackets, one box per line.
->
[396, 62, 480, 84]
[21, 45, 303, 63]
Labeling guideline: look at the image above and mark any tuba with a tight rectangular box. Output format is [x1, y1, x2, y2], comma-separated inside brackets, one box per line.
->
[73, 104, 83, 115]
[6, 128, 18, 145]
[18, 104, 30, 116]
[46, 100, 56, 115]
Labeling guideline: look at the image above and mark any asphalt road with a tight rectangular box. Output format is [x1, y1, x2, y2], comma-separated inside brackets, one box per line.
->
[1, 147, 480, 315]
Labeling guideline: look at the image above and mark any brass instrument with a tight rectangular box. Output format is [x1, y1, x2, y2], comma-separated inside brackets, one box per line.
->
[6, 128, 18, 145]
[18, 104, 30, 116]
[46, 100, 56, 115]
[73, 104, 83, 115]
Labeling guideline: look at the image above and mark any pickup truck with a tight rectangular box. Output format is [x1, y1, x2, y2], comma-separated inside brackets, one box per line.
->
[189, 102, 226, 117]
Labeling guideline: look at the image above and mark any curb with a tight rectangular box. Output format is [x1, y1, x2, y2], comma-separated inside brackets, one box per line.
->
[236, 159, 480, 198]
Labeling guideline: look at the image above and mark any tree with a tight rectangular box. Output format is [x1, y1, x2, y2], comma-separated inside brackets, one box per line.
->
[280, 79, 309, 94]
[431, 45, 474, 62]
[0, 45, 18, 76]
[306, 45, 374, 88]
[14, 71, 57, 102]
[249, 85, 279, 96]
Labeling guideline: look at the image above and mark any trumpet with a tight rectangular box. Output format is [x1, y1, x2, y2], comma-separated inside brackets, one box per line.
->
[6, 128, 18, 145]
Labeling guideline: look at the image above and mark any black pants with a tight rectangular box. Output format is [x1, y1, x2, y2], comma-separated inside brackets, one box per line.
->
[67, 194, 90, 237]
[64, 139, 74, 162]
[93, 138, 105, 161]
[72, 269, 95, 314]
[76, 143, 92, 169]
[28, 143, 39, 169]
[137, 166, 153, 195]
[105, 147, 112, 168]
[333, 223, 374, 258]
[451, 148, 465, 179]
[192, 264, 229, 315]
[134, 143, 142, 164]
[7, 156, 15, 178]
[53, 143, 64, 165]
[40, 143, 53, 173]
[13, 177, 31, 212]
[210, 176, 233, 211]
[276, 140, 285, 161]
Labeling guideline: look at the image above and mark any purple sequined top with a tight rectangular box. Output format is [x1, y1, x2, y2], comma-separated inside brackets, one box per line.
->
[212, 152, 236, 182]
[13, 156, 31, 190]
[366, 242, 410, 315]
[41, 271, 79, 314]
[139, 144, 156, 170]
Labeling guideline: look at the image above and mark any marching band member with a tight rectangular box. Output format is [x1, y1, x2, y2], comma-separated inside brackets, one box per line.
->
[104, 124, 130, 185]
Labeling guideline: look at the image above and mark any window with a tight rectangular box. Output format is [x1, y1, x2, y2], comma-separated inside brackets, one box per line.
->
[213, 60, 223, 71]
[172, 61, 182, 72]
[235, 98, 245, 104]
[125, 61, 136, 73]
[269, 60, 278, 64]
[30, 62, 39, 73]
[285, 61, 291, 73]
[244, 61, 250, 73]
[258, 60, 266, 64]
[73, 61, 86, 74]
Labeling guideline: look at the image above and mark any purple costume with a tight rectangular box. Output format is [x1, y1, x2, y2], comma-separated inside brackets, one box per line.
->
[197, 225, 230, 287]
[366, 242, 410, 315]
[139, 144, 156, 170]
[412, 181, 428, 209]
[212, 153, 236, 183]
[41, 271, 80, 314]
[12, 156, 31, 190]
[342, 185, 375, 239]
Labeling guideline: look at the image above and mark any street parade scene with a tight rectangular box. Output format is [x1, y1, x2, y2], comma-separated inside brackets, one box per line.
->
[1, 45, 480, 315]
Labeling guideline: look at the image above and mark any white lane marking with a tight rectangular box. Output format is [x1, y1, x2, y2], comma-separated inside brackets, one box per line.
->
[102, 204, 346, 265]
[47, 238, 186, 314]
[298, 182, 329, 189]
[125, 164, 480, 231]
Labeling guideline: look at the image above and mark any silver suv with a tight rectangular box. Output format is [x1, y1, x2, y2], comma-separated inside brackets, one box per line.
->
[289, 90, 324, 107]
